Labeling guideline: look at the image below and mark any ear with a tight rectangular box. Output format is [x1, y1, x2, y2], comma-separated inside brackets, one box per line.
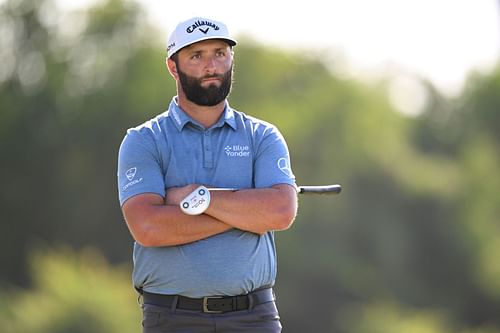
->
[166, 57, 178, 79]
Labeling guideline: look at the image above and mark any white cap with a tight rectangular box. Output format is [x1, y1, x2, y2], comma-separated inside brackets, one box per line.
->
[167, 17, 237, 58]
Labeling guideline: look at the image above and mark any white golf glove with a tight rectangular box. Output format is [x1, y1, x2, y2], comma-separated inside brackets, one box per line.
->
[179, 186, 211, 215]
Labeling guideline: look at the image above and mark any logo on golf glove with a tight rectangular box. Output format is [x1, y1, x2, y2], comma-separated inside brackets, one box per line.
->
[180, 186, 211, 215]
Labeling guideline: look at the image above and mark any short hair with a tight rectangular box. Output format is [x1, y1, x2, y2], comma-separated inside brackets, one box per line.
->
[170, 53, 179, 67]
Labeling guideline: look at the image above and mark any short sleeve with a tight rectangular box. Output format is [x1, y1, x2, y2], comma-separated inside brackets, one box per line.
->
[117, 129, 165, 206]
[253, 126, 296, 189]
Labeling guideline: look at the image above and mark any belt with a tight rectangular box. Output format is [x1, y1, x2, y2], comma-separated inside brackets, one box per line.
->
[141, 287, 275, 314]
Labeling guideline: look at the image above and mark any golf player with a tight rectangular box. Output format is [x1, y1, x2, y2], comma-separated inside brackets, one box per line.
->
[117, 16, 298, 332]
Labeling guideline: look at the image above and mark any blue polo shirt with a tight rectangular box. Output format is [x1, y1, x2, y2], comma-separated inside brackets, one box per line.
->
[117, 97, 296, 297]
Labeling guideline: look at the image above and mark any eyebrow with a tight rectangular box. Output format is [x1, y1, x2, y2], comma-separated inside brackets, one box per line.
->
[188, 46, 229, 56]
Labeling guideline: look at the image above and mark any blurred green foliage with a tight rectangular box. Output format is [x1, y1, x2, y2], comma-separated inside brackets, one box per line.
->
[0, 248, 140, 333]
[0, 0, 499, 332]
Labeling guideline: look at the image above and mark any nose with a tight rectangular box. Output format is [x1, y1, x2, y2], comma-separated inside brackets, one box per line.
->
[204, 56, 217, 73]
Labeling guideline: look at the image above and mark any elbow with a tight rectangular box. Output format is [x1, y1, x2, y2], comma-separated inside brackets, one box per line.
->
[134, 229, 177, 247]
[135, 233, 159, 247]
[129, 219, 182, 247]
[129, 226, 157, 247]
[126, 219, 164, 247]
[271, 203, 297, 231]
[252, 207, 295, 235]
[269, 185, 298, 231]
[136, 233, 180, 248]
[122, 194, 171, 247]
[275, 211, 296, 231]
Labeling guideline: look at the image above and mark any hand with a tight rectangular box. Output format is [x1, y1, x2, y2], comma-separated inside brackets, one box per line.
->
[165, 184, 201, 206]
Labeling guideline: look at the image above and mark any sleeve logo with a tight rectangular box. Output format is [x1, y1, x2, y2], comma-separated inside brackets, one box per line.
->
[277, 157, 293, 177]
[122, 167, 143, 191]
[125, 167, 137, 181]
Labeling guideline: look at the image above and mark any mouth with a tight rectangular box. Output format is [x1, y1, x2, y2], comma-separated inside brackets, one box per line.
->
[201, 76, 222, 84]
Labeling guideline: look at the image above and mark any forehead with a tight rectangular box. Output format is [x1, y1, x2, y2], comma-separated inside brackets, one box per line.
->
[180, 39, 232, 54]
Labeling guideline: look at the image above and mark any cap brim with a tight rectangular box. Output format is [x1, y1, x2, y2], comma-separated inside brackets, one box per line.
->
[169, 37, 237, 58]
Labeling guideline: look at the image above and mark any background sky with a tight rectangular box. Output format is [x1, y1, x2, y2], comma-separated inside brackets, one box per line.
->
[57, 0, 499, 99]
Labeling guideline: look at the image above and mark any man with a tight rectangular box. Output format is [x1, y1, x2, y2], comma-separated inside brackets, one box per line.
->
[117, 16, 298, 333]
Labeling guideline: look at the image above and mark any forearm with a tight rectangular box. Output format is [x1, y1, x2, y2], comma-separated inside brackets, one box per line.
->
[123, 194, 232, 247]
[204, 184, 298, 234]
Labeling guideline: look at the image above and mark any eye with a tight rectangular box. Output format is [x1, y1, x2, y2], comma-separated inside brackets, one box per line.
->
[215, 48, 229, 58]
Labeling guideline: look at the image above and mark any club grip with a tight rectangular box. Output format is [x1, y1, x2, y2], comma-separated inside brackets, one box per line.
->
[297, 184, 342, 194]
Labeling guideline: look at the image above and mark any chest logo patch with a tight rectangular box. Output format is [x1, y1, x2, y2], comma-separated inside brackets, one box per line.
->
[224, 145, 250, 157]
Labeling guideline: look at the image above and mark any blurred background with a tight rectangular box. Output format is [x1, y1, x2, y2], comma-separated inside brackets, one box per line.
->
[0, 0, 499, 332]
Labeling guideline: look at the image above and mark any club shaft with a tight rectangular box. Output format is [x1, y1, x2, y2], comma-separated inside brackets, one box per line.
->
[207, 184, 342, 195]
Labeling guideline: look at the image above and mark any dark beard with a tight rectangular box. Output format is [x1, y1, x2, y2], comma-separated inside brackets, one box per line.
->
[177, 66, 233, 106]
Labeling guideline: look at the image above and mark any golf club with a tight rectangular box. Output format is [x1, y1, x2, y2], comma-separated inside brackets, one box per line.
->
[181, 184, 342, 215]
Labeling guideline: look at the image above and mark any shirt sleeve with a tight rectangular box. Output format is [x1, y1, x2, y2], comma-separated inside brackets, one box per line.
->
[117, 128, 166, 206]
[253, 125, 296, 189]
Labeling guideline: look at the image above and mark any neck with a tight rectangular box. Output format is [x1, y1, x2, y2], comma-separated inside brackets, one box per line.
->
[176, 94, 226, 128]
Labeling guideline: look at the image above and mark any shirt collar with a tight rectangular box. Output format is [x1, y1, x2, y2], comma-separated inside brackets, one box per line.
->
[220, 105, 237, 130]
[168, 97, 237, 131]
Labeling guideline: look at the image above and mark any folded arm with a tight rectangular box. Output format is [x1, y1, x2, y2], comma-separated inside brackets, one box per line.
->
[121, 184, 298, 247]
[166, 183, 298, 235]
[122, 193, 232, 247]
[204, 184, 297, 235]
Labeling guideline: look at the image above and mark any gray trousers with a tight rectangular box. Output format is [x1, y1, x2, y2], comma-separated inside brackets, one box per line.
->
[141, 300, 282, 332]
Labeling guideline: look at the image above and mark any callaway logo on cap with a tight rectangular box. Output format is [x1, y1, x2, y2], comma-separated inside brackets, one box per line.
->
[167, 17, 237, 58]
